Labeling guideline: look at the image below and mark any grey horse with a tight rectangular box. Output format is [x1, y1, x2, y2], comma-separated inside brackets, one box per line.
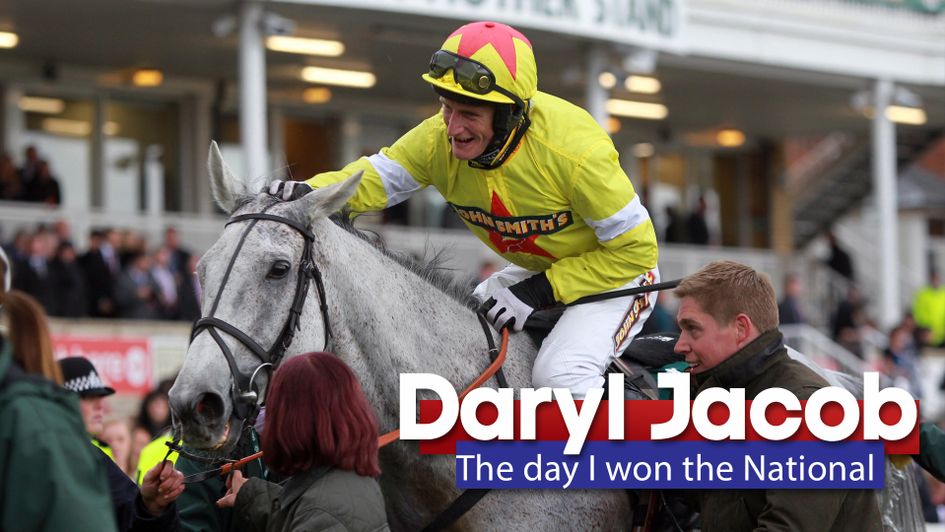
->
[168, 143, 631, 530]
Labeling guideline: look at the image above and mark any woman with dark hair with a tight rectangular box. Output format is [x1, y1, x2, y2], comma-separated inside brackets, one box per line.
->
[217, 352, 389, 531]
[135, 388, 172, 439]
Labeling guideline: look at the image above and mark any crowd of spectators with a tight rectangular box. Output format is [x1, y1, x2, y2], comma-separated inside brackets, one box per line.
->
[778, 227, 942, 372]
[2, 221, 200, 322]
[1, 145, 62, 205]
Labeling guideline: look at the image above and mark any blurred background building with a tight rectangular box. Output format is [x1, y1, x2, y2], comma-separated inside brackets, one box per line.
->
[0, 0, 943, 420]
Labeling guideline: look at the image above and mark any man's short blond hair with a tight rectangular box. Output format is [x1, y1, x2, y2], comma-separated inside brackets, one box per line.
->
[675, 260, 779, 333]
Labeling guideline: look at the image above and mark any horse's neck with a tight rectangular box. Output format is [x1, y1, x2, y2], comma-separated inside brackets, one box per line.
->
[319, 221, 498, 369]
[305, 223, 549, 527]
[314, 221, 535, 421]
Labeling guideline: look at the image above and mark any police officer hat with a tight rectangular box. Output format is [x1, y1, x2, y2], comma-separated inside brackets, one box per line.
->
[58, 356, 115, 397]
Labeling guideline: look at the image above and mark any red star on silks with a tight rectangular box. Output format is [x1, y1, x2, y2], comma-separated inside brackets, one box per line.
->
[451, 22, 531, 80]
[488, 193, 555, 259]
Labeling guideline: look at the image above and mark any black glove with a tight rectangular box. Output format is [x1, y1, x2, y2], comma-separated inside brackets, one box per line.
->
[268, 180, 314, 201]
[481, 272, 556, 332]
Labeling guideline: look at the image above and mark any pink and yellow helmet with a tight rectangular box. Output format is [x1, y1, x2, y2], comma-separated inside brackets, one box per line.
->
[422, 21, 538, 106]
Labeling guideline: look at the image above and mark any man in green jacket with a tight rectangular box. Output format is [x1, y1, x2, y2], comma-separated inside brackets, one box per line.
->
[673, 260, 882, 532]
[916, 422, 945, 482]
[0, 339, 117, 531]
[175, 426, 269, 531]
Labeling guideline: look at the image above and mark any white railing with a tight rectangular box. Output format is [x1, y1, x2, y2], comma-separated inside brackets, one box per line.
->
[783, 132, 858, 193]
[799, 260, 860, 329]
[0, 200, 229, 256]
[1, 201, 792, 282]
[833, 209, 925, 314]
[780, 323, 871, 375]
[0, 200, 895, 349]
[1, 201, 904, 348]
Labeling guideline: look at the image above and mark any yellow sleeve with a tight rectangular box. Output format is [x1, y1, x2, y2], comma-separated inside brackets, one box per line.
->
[546, 142, 658, 303]
[306, 115, 442, 214]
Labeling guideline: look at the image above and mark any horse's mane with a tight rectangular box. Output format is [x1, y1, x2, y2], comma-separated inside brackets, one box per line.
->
[330, 212, 479, 310]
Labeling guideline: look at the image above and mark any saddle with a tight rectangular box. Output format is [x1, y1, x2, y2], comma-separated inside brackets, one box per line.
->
[524, 307, 685, 400]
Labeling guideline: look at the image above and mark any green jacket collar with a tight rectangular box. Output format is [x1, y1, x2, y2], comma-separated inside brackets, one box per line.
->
[693, 329, 785, 391]
[280, 465, 332, 509]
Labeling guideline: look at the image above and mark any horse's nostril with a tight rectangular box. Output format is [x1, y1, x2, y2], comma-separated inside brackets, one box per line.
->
[194, 392, 225, 421]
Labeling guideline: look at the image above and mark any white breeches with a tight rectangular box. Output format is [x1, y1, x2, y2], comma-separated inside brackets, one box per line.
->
[473, 263, 660, 398]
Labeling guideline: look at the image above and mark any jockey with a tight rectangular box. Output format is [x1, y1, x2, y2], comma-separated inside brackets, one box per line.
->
[275, 21, 659, 397]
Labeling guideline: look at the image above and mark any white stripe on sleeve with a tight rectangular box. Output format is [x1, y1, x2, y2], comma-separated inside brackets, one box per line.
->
[584, 195, 650, 242]
[367, 152, 422, 207]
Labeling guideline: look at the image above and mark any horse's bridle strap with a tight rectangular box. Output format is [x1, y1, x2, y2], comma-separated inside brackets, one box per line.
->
[225, 211, 331, 350]
[228, 213, 315, 241]
[476, 312, 507, 388]
[377, 328, 510, 448]
[190, 206, 332, 428]
[194, 317, 269, 361]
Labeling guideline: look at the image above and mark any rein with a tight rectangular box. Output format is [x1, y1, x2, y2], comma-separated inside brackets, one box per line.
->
[177, 272, 675, 471]
[377, 325, 510, 447]
[180, 327, 510, 483]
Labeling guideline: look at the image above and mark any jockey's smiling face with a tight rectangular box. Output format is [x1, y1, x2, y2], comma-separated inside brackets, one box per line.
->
[440, 96, 494, 161]
[674, 296, 755, 374]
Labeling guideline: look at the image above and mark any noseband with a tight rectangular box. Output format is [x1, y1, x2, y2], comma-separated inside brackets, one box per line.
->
[190, 207, 331, 423]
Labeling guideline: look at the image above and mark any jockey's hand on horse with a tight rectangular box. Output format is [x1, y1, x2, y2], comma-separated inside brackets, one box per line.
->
[268, 180, 314, 201]
[481, 272, 556, 332]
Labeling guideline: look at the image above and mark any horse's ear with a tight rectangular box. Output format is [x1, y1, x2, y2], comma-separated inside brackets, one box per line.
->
[291, 171, 364, 224]
[207, 141, 248, 214]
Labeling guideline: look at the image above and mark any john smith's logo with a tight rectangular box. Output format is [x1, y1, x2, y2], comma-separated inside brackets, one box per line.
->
[448, 204, 571, 238]
[448, 194, 571, 259]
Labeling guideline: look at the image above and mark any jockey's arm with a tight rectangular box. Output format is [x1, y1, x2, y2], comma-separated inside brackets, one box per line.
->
[545, 142, 658, 304]
[306, 117, 438, 214]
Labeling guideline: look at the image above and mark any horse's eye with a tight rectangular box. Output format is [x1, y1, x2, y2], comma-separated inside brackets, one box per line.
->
[267, 260, 291, 279]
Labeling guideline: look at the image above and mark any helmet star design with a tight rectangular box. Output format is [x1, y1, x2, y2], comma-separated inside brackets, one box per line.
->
[422, 21, 538, 106]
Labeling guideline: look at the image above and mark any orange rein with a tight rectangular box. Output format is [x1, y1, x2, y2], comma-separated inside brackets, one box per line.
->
[218, 329, 510, 477]
[377, 328, 510, 448]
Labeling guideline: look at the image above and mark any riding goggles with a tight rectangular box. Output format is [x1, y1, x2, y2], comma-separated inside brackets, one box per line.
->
[428, 50, 525, 108]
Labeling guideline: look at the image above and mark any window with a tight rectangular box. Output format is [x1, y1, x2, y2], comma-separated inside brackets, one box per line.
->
[104, 99, 180, 212]
[20, 94, 94, 209]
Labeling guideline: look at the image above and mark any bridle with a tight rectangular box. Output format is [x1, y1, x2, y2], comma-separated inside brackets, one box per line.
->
[174, 203, 511, 491]
[190, 205, 332, 425]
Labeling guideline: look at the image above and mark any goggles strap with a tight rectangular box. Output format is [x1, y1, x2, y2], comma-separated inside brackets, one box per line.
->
[470, 101, 531, 170]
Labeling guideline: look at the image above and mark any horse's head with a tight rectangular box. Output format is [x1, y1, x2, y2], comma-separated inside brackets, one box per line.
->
[168, 142, 361, 451]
